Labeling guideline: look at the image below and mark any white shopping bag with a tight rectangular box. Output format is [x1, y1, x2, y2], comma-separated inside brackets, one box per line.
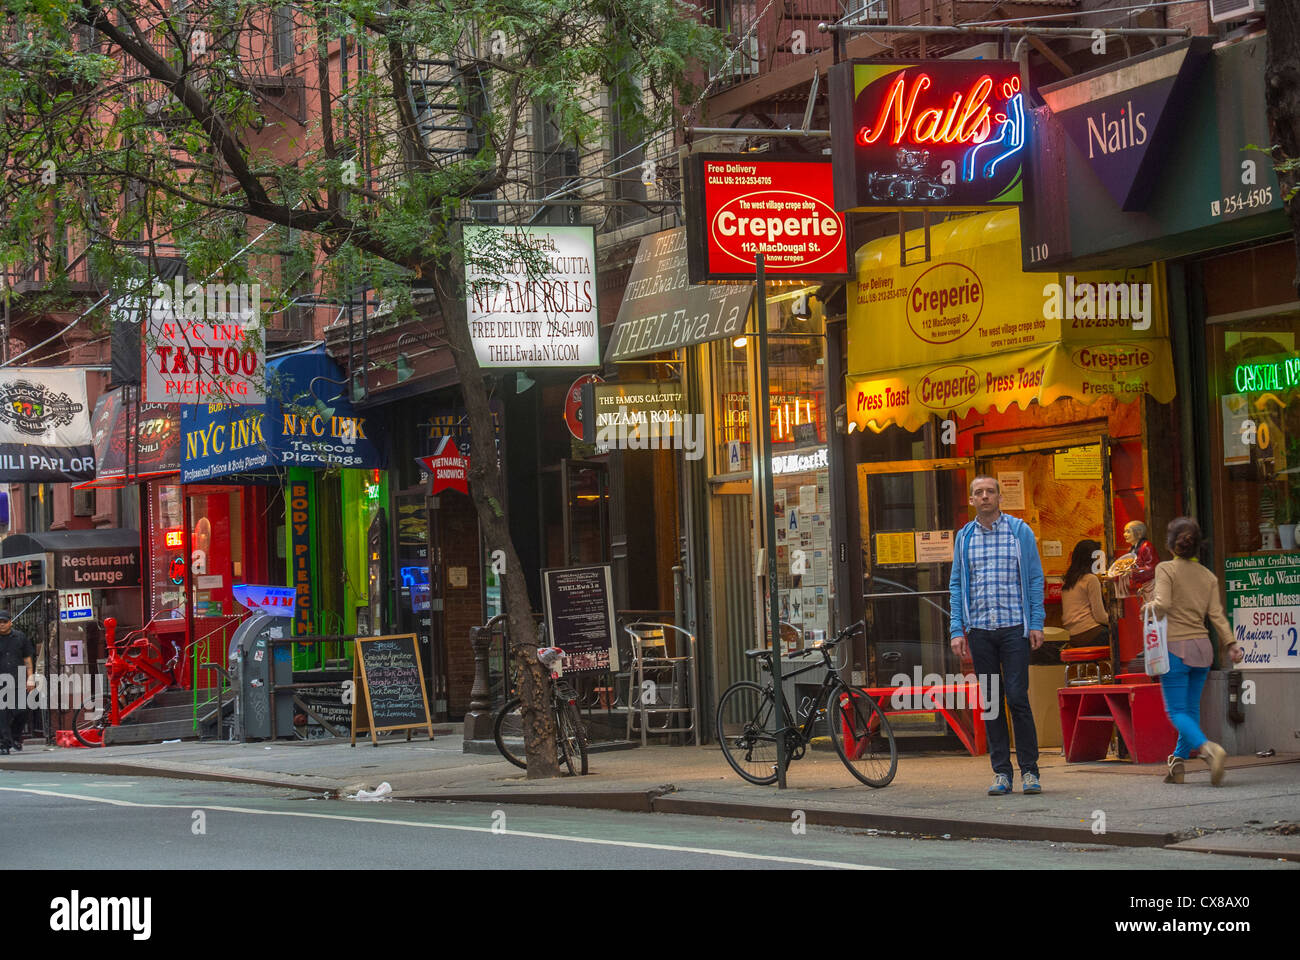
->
[1143, 602, 1169, 677]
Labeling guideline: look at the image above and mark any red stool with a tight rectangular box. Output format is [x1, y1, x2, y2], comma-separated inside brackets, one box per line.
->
[1062, 646, 1112, 686]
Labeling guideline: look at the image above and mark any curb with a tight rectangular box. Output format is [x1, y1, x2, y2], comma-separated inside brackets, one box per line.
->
[403, 787, 1177, 849]
[0, 759, 342, 793]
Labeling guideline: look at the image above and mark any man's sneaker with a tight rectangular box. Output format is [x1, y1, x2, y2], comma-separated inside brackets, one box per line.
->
[988, 773, 1011, 796]
[11, 740, 20, 752]
[1022, 772, 1042, 794]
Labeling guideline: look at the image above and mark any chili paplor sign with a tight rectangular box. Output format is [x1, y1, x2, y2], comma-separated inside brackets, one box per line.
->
[685, 155, 850, 282]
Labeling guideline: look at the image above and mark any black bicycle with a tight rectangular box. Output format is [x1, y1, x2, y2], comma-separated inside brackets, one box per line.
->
[493, 647, 588, 776]
[715, 621, 897, 787]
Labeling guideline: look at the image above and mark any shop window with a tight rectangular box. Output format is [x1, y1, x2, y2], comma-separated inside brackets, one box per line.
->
[186, 489, 244, 618]
[708, 286, 835, 651]
[1209, 314, 1300, 557]
[146, 481, 186, 621]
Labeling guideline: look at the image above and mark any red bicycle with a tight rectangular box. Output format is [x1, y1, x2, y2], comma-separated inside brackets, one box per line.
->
[71, 617, 181, 747]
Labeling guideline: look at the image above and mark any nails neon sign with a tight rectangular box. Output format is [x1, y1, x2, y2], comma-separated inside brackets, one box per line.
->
[830, 61, 1028, 207]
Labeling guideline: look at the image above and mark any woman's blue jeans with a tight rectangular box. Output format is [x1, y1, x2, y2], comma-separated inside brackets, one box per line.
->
[1159, 650, 1209, 759]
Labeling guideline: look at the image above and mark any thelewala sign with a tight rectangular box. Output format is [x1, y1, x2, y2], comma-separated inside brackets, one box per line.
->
[829, 60, 1027, 209]
[686, 155, 849, 282]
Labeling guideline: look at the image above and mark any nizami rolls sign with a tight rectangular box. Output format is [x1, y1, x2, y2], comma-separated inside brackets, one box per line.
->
[687, 155, 849, 282]
[464, 225, 600, 368]
[828, 60, 1027, 209]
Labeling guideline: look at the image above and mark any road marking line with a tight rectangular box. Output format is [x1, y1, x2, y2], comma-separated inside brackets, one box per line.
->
[0, 786, 886, 870]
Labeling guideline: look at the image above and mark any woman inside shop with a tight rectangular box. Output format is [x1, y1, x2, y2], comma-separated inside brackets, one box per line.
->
[1061, 539, 1109, 648]
[1150, 517, 1244, 787]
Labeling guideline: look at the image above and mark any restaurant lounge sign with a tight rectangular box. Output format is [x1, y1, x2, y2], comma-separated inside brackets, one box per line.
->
[686, 155, 849, 282]
[828, 60, 1027, 209]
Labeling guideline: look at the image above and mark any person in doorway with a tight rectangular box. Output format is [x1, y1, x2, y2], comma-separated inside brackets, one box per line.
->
[1151, 517, 1243, 786]
[0, 611, 36, 755]
[1061, 539, 1109, 647]
[1124, 521, 1159, 600]
[950, 476, 1046, 796]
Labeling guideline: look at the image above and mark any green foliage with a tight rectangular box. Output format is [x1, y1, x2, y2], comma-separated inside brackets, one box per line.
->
[0, 0, 726, 312]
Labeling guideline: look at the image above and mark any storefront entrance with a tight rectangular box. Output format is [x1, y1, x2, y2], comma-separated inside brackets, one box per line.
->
[858, 457, 970, 737]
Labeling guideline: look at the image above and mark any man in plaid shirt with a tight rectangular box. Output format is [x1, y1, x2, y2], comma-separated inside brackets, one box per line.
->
[949, 476, 1046, 796]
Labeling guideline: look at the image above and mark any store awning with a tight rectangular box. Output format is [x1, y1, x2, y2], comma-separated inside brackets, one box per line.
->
[606, 227, 755, 361]
[845, 209, 1175, 433]
[179, 345, 383, 483]
[75, 386, 181, 489]
[1, 528, 141, 590]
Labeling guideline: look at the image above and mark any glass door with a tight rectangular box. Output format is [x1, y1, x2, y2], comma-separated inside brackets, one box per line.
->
[858, 458, 973, 736]
[560, 458, 609, 565]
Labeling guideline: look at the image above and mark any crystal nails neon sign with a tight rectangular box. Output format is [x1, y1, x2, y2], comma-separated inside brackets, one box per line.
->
[1234, 357, 1300, 393]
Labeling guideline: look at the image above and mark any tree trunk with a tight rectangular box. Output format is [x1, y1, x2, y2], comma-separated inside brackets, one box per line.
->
[1266, 1, 1300, 295]
[426, 257, 560, 779]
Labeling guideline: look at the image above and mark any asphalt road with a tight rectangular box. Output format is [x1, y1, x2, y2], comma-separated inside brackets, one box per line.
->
[0, 773, 1295, 871]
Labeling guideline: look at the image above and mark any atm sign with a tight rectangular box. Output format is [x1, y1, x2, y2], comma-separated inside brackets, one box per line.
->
[59, 589, 94, 621]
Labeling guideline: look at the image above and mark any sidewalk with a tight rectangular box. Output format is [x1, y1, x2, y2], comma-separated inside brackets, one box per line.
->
[3, 735, 1298, 861]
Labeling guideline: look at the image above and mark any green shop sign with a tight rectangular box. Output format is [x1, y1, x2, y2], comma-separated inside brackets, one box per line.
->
[1223, 554, 1300, 669]
[1233, 356, 1300, 394]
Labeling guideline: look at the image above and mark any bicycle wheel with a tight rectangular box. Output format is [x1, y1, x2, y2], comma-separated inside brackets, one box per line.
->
[71, 698, 107, 748]
[556, 701, 589, 776]
[826, 685, 897, 788]
[715, 681, 780, 785]
[492, 697, 527, 769]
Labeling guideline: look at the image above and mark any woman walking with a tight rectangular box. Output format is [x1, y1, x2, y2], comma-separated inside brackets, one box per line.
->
[1060, 539, 1109, 648]
[1150, 517, 1244, 785]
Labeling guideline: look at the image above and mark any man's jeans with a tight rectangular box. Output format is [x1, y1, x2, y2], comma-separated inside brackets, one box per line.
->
[967, 625, 1038, 780]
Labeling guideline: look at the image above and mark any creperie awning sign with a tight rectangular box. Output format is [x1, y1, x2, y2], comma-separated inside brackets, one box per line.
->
[828, 60, 1027, 209]
[687, 155, 850, 282]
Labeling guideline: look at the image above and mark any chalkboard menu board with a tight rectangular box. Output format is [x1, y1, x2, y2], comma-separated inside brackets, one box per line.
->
[542, 564, 617, 673]
[350, 634, 434, 746]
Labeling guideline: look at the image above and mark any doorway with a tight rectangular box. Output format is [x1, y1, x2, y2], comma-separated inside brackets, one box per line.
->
[857, 457, 972, 737]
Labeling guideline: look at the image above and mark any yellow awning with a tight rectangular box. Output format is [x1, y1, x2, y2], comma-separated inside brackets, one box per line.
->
[846, 210, 1175, 432]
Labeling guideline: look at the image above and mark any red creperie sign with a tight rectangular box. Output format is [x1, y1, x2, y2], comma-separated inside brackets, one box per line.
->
[687, 155, 850, 283]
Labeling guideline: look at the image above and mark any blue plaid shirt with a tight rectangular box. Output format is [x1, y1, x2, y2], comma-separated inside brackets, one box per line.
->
[966, 513, 1023, 630]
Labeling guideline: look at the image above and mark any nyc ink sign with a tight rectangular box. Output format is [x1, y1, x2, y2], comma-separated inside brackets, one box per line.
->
[828, 61, 1027, 209]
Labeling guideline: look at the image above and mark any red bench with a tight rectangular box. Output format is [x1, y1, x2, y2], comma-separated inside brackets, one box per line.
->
[861, 684, 988, 756]
[1059, 682, 1176, 763]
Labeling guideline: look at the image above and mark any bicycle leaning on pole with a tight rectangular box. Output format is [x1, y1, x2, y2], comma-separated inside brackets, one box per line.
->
[715, 620, 897, 787]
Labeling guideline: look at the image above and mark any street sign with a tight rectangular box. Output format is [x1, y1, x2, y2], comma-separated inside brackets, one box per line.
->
[58, 589, 94, 622]
[232, 584, 297, 616]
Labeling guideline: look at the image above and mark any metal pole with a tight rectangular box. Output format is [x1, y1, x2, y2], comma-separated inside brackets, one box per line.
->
[818, 21, 1189, 38]
[753, 255, 788, 788]
[687, 127, 832, 139]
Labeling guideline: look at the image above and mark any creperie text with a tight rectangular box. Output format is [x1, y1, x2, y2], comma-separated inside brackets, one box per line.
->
[714, 212, 840, 241]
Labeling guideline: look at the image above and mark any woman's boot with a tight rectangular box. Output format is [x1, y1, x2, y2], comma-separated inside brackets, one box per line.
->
[1164, 755, 1184, 784]
[1201, 741, 1227, 786]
